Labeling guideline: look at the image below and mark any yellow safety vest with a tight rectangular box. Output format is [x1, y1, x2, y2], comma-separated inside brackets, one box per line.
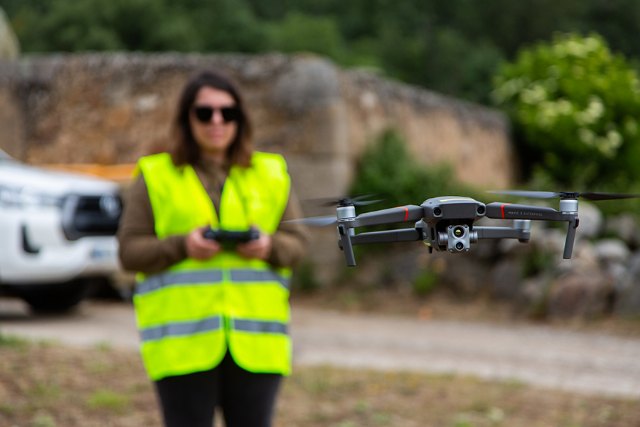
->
[133, 151, 292, 380]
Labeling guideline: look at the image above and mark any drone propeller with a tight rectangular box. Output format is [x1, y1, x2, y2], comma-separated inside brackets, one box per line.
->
[489, 190, 640, 201]
[286, 204, 424, 228]
[291, 194, 383, 227]
[285, 215, 337, 227]
[313, 194, 383, 207]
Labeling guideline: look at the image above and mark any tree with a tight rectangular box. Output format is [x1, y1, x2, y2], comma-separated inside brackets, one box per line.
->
[6, 0, 200, 52]
[264, 12, 345, 59]
[6, 0, 640, 106]
[493, 33, 640, 189]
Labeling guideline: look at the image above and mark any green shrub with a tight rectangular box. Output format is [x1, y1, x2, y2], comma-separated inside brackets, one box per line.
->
[0, 332, 27, 348]
[493, 33, 640, 190]
[291, 259, 320, 292]
[412, 269, 440, 296]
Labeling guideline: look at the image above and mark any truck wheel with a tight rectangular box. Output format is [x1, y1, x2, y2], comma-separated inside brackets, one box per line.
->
[14, 280, 89, 313]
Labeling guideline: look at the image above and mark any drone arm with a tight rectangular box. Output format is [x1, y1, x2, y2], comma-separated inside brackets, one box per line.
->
[475, 226, 530, 242]
[351, 205, 424, 228]
[350, 228, 422, 245]
[485, 203, 563, 221]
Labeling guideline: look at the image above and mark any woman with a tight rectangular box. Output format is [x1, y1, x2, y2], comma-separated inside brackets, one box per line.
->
[117, 70, 308, 427]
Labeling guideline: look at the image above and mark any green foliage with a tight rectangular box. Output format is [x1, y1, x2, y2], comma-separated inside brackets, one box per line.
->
[412, 269, 440, 296]
[0, 332, 27, 348]
[421, 29, 504, 104]
[189, 0, 267, 53]
[522, 248, 554, 278]
[493, 33, 640, 189]
[291, 259, 320, 292]
[264, 12, 345, 59]
[350, 129, 474, 208]
[5, 0, 640, 105]
[6, 0, 201, 52]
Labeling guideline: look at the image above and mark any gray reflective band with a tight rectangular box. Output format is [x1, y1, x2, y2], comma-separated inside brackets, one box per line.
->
[136, 270, 224, 295]
[233, 318, 288, 335]
[140, 316, 221, 342]
[230, 269, 290, 289]
[136, 269, 289, 296]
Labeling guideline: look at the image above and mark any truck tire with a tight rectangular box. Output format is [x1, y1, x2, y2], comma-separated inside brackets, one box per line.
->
[11, 280, 89, 313]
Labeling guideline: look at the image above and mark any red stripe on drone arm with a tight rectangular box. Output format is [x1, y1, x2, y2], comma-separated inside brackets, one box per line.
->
[500, 203, 513, 219]
[404, 207, 409, 221]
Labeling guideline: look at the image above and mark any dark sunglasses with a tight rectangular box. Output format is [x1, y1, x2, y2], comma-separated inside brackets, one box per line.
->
[192, 106, 242, 124]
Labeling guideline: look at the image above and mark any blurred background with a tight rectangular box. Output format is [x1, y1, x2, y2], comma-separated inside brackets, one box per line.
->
[1, 0, 640, 319]
[2, 2, 640, 426]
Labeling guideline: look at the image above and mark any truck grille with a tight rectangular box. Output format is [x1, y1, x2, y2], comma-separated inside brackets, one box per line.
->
[62, 194, 122, 240]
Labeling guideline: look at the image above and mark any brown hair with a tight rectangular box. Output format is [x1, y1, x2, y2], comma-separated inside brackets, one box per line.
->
[170, 70, 253, 167]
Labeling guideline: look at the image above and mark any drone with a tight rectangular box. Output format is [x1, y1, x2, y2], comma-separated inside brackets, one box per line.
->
[294, 191, 639, 267]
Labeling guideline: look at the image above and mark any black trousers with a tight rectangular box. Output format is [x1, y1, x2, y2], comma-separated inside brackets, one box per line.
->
[154, 352, 282, 427]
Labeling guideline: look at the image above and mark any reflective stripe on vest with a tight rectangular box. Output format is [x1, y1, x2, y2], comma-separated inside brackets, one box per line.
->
[135, 152, 293, 380]
[229, 269, 290, 289]
[136, 268, 290, 296]
[233, 318, 288, 334]
[139, 317, 288, 343]
[140, 315, 222, 342]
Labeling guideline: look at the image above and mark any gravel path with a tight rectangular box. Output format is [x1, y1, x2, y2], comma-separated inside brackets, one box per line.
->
[292, 307, 640, 399]
[1, 298, 639, 399]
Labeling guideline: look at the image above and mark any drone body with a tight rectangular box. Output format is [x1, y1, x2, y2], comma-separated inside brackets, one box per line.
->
[295, 191, 638, 267]
[336, 195, 542, 266]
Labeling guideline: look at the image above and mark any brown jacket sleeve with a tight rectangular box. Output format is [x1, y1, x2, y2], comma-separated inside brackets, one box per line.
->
[117, 173, 309, 275]
[117, 176, 189, 275]
[268, 189, 310, 268]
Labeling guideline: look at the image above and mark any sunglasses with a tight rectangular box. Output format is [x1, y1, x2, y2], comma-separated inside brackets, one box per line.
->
[192, 106, 241, 124]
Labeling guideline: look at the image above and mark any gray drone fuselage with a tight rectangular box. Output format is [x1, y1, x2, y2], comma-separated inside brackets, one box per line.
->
[419, 196, 488, 253]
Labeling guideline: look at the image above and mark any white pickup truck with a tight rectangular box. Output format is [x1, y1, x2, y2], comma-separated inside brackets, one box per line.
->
[0, 149, 122, 312]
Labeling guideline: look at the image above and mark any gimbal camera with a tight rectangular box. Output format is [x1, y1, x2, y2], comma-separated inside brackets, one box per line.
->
[293, 191, 639, 267]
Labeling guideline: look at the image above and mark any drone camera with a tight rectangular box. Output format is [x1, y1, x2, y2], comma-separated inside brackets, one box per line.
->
[447, 224, 471, 253]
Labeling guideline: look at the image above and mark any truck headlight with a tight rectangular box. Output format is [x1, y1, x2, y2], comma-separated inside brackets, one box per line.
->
[0, 185, 64, 209]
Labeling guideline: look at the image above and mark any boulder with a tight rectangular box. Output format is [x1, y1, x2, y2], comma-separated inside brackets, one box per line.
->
[605, 214, 640, 247]
[576, 202, 603, 238]
[593, 239, 631, 264]
[614, 253, 640, 316]
[547, 269, 613, 318]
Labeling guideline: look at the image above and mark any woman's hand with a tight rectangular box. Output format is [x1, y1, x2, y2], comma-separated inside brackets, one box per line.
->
[237, 231, 272, 261]
[185, 226, 221, 260]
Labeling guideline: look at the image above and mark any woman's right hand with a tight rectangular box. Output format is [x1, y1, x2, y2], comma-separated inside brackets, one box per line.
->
[185, 226, 221, 260]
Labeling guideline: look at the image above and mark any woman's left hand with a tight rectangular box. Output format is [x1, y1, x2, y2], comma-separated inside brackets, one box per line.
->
[237, 231, 272, 261]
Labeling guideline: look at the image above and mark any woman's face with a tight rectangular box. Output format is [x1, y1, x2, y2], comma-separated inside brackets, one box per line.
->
[189, 86, 239, 160]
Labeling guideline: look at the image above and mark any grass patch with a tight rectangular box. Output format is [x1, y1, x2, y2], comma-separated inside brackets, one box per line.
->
[0, 332, 28, 348]
[0, 334, 638, 427]
[87, 389, 130, 413]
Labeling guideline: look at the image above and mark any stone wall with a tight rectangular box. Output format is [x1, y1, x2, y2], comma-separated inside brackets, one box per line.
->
[0, 53, 515, 281]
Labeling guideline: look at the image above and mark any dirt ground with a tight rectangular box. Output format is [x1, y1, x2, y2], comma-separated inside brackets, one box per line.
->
[1, 338, 639, 427]
[1, 290, 640, 427]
